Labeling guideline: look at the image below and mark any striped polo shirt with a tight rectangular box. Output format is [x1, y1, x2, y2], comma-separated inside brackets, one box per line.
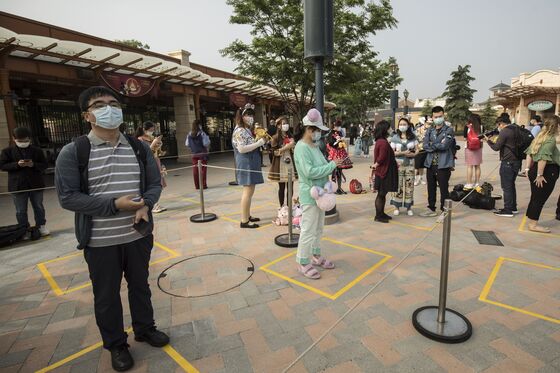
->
[87, 132, 144, 247]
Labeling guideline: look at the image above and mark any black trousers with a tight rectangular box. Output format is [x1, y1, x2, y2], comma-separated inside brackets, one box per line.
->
[557, 194, 560, 218]
[526, 164, 559, 221]
[84, 234, 155, 349]
[426, 166, 451, 211]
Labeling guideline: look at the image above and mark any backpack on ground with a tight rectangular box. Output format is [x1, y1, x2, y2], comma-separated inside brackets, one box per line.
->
[512, 126, 534, 160]
[0, 224, 28, 247]
[73, 134, 148, 193]
[349, 179, 364, 194]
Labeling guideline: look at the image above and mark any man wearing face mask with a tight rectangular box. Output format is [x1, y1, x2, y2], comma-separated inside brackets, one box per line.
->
[0, 127, 49, 238]
[55, 86, 167, 371]
[420, 106, 456, 218]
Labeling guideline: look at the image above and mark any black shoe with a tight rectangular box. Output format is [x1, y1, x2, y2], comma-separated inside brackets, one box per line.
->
[556, 215, 560, 221]
[228, 181, 238, 186]
[110, 344, 133, 372]
[248, 216, 261, 222]
[494, 209, 513, 218]
[381, 213, 393, 220]
[240, 221, 260, 229]
[374, 216, 390, 223]
[134, 328, 169, 348]
[335, 189, 344, 195]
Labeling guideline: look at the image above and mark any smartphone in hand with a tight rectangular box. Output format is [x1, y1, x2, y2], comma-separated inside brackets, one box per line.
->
[133, 219, 151, 235]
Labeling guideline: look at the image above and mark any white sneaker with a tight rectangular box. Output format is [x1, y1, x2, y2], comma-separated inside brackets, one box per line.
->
[464, 184, 474, 189]
[421, 177, 427, 185]
[436, 214, 445, 224]
[414, 176, 420, 186]
[39, 225, 50, 237]
[393, 209, 400, 216]
[152, 205, 167, 213]
[407, 209, 414, 216]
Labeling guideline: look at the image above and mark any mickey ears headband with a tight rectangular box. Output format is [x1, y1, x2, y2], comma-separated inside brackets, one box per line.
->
[242, 103, 255, 116]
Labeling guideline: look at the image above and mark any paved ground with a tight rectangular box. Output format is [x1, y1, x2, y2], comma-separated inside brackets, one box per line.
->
[0, 141, 559, 373]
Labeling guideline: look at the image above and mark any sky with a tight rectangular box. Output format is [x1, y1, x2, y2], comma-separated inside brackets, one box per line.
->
[2, 0, 559, 103]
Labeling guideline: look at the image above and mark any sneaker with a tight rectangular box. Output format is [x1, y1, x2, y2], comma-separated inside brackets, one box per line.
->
[420, 209, 438, 217]
[464, 184, 474, 189]
[436, 214, 445, 224]
[421, 177, 427, 185]
[152, 204, 167, 213]
[494, 209, 514, 218]
[414, 179, 420, 186]
[39, 225, 50, 237]
[512, 210, 519, 215]
[21, 232, 31, 241]
[393, 209, 400, 216]
[407, 209, 414, 216]
[374, 216, 390, 223]
[556, 214, 560, 221]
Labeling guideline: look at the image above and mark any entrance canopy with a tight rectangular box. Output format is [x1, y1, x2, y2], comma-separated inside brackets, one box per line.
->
[496, 85, 560, 98]
[0, 26, 282, 100]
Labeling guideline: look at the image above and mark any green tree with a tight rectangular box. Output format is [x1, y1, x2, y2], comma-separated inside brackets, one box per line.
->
[221, 0, 400, 124]
[115, 39, 150, 50]
[421, 99, 432, 117]
[480, 99, 497, 131]
[442, 65, 476, 130]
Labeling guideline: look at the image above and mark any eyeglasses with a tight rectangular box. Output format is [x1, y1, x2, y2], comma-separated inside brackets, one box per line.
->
[87, 101, 122, 111]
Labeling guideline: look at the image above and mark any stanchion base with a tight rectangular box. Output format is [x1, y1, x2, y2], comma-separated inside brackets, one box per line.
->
[190, 213, 218, 223]
[274, 233, 300, 248]
[412, 306, 472, 344]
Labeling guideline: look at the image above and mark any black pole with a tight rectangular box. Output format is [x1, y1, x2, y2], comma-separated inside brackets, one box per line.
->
[315, 57, 325, 119]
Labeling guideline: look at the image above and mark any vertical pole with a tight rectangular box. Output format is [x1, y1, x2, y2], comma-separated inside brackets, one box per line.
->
[198, 160, 206, 218]
[287, 169, 293, 242]
[315, 58, 324, 118]
[437, 199, 453, 324]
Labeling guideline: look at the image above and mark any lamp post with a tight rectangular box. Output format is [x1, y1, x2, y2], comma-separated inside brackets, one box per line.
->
[403, 89, 409, 116]
[390, 63, 399, 129]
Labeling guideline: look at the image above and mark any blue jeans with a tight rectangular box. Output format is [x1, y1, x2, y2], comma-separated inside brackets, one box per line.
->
[12, 191, 46, 227]
[499, 160, 521, 213]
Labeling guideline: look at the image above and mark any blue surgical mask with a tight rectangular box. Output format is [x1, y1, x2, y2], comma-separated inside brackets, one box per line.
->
[433, 117, 445, 126]
[312, 131, 322, 141]
[92, 106, 123, 129]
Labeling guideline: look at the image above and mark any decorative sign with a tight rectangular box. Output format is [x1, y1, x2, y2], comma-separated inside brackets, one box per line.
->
[101, 72, 156, 97]
[528, 100, 553, 111]
[229, 93, 248, 108]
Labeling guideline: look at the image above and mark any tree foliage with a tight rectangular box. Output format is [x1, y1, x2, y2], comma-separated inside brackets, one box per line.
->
[221, 0, 400, 123]
[115, 39, 150, 50]
[421, 99, 432, 117]
[442, 65, 476, 130]
[480, 100, 497, 131]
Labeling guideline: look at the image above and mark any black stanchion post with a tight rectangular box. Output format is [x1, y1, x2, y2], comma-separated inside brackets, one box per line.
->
[190, 160, 218, 223]
[412, 200, 472, 343]
[275, 169, 300, 248]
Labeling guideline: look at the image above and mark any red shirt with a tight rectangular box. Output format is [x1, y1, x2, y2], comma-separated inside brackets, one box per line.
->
[374, 138, 395, 178]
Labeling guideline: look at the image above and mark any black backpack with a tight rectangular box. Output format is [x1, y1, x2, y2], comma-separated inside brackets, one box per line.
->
[73, 134, 148, 193]
[0, 224, 28, 247]
[512, 126, 534, 160]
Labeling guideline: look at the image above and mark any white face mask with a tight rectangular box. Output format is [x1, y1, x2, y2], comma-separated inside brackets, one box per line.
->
[312, 131, 322, 141]
[15, 141, 30, 149]
[398, 125, 408, 133]
[433, 117, 445, 126]
[91, 106, 123, 129]
[281, 124, 289, 132]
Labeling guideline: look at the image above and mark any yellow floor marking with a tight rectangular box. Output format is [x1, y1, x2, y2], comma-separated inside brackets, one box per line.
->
[518, 214, 560, 238]
[36, 328, 199, 372]
[38, 242, 180, 296]
[479, 256, 560, 324]
[387, 219, 435, 232]
[260, 238, 391, 300]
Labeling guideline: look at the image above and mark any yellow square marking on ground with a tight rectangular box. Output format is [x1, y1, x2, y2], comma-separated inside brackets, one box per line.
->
[219, 202, 276, 229]
[260, 237, 391, 300]
[517, 214, 560, 238]
[479, 256, 560, 324]
[37, 242, 180, 296]
[35, 327, 199, 373]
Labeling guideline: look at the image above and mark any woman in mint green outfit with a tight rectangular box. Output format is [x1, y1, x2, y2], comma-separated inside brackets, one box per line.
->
[294, 109, 344, 279]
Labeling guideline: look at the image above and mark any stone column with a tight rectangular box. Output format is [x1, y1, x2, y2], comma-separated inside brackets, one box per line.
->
[516, 96, 529, 125]
[173, 94, 196, 163]
[254, 102, 266, 127]
[556, 94, 560, 116]
[0, 68, 15, 190]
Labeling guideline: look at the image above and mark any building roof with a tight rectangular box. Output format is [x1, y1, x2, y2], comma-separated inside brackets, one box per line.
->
[0, 12, 282, 100]
[489, 82, 511, 91]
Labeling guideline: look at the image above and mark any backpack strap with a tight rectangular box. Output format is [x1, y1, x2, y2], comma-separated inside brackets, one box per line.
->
[73, 135, 91, 194]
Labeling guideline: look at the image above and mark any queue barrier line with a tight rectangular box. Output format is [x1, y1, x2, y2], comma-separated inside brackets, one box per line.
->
[37, 242, 180, 296]
[35, 327, 200, 373]
[518, 214, 560, 238]
[259, 237, 392, 300]
[479, 256, 560, 325]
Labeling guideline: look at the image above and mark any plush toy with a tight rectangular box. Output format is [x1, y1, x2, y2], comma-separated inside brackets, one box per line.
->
[273, 205, 290, 226]
[310, 181, 336, 211]
[292, 197, 303, 228]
